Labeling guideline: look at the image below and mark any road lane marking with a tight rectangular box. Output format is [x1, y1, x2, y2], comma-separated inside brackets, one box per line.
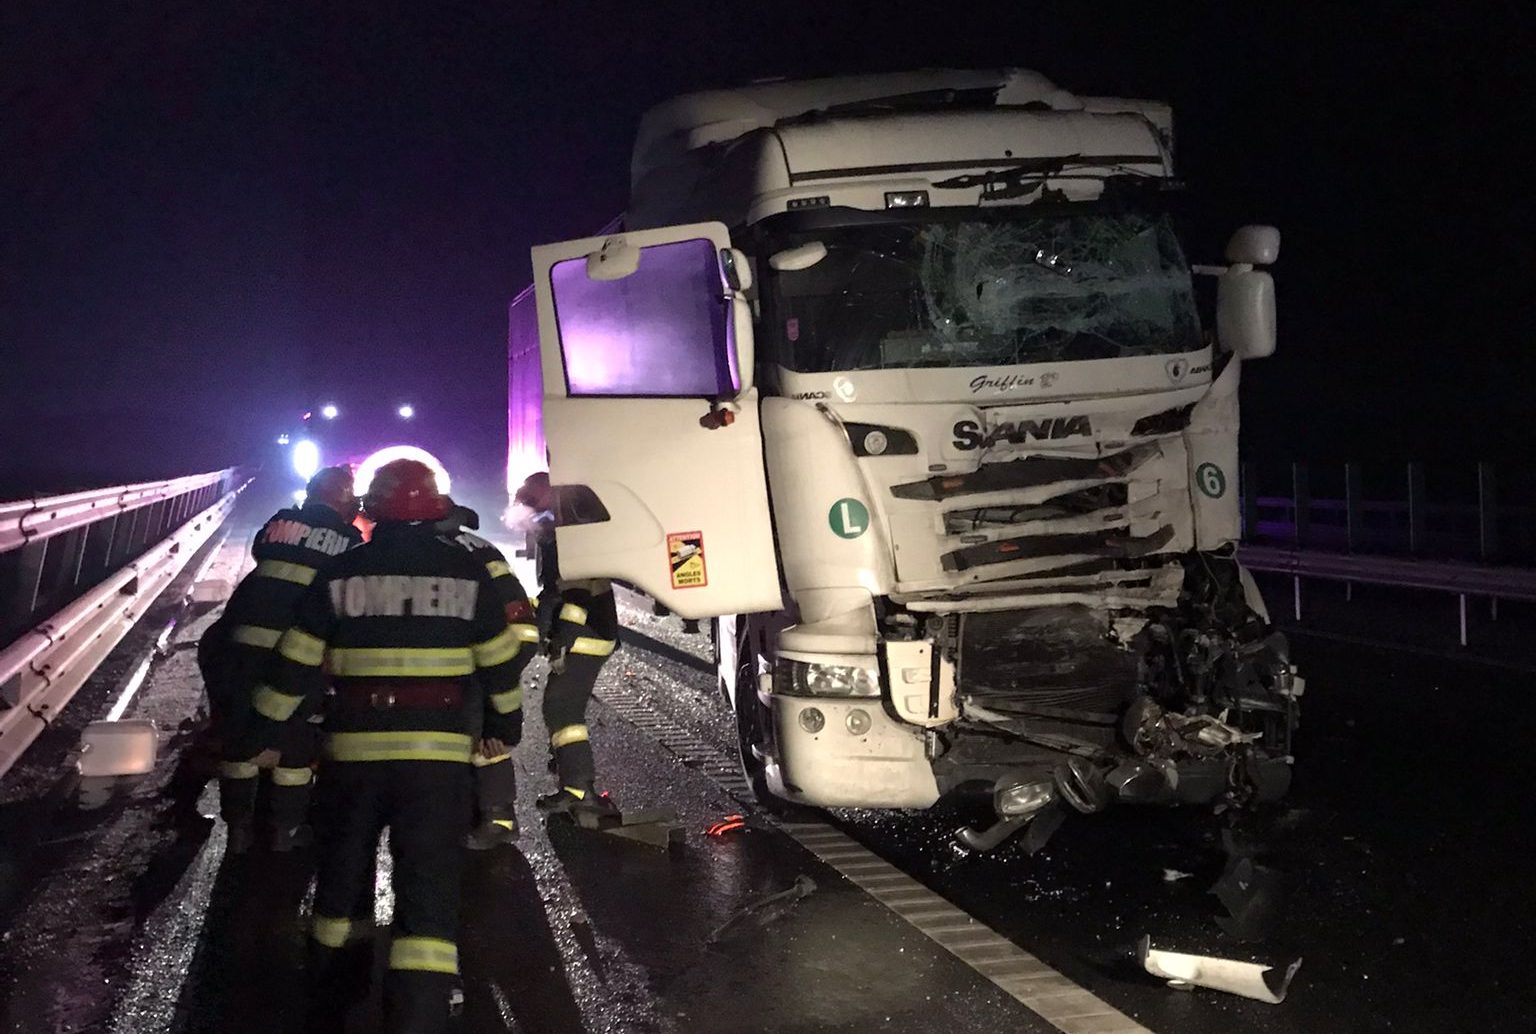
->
[595, 679, 1156, 1034]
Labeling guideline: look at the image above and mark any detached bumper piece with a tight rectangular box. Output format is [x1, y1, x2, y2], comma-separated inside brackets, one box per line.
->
[568, 805, 684, 850]
[1139, 935, 1301, 1004]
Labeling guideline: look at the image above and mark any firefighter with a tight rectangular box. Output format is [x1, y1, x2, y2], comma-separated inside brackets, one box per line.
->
[513, 473, 620, 819]
[435, 498, 539, 849]
[245, 458, 524, 1034]
[198, 465, 361, 853]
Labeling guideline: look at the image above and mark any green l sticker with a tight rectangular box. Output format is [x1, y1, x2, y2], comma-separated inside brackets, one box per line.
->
[829, 498, 870, 539]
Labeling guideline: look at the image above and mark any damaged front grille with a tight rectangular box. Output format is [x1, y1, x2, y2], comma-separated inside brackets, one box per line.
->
[942, 525, 1174, 572]
[959, 605, 1140, 744]
[892, 448, 1151, 501]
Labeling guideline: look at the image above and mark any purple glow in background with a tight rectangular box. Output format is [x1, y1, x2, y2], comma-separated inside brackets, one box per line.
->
[550, 238, 736, 397]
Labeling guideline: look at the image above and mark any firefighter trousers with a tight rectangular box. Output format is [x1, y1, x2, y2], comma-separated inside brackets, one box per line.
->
[216, 699, 318, 834]
[542, 651, 608, 791]
[307, 757, 472, 1034]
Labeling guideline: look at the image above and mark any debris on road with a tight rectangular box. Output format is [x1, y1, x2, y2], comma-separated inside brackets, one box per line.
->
[569, 803, 684, 850]
[706, 814, 747, 837]
[1138, 935, 1302, 1003]
[77, 719, 158, 777]
[1212, 840, 1287, 940]
[1162, 868, 1194, 882]
[708, 875, 816, 944]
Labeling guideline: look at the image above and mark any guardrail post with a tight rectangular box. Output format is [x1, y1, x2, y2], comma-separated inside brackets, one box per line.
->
[1292, 463, 1310, 547]
[1344, 463, 1362, 601]
[1407, 462, 1426, 554]
[1345, 463, 1363, 552]
[1241, 463, 1259, 541]
[12, 539, 47, 619]
[1479, 461, 1499, 562]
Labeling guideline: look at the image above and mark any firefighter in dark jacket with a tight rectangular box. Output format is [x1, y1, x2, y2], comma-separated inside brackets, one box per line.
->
[198, 466, 361, 853]
[514, 473, 620, 818]
[248, 458, 525, 1034]
[435, 499, 539, 849]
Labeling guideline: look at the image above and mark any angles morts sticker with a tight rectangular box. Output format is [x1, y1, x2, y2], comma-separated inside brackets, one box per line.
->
[667, 531, 707, 589]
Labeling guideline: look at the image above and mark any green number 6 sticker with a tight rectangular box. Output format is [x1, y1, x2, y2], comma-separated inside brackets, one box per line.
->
[1196, 462, 1227, 499]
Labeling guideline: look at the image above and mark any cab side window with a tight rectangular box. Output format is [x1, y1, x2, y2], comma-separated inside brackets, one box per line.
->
[550, 237, 737, 397]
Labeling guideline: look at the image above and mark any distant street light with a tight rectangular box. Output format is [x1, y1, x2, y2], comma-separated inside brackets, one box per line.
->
[321, 403, 339, 420]
[398, 404, 415, 419]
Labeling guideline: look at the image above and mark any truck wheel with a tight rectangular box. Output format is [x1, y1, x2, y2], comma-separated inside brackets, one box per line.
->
[731, 624, 780, 810]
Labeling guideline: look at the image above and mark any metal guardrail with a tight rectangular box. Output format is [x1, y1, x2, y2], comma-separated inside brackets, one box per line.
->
[1239, 544, 1536, 646]
[0, 471, 232, 552]
[1238, 461, 1536, 647]
[1241, 461, 1524, 563]
[0, 469, 249, 779]
[0, 470, 246, 646]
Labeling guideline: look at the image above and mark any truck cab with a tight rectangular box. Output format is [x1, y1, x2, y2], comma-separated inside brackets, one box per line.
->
[516, 69, 1297, 848]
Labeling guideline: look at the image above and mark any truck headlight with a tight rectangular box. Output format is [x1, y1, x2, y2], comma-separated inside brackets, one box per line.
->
[774, 659, 880, 698]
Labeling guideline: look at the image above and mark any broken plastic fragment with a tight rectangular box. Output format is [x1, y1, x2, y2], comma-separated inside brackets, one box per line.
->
[77, 719, 157, 778]
[706, 814, 747, 837]
[1139, 935, 1301, 1003]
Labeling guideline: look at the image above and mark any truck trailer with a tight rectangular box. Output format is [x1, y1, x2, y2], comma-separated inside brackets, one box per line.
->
[508, 69, 1300, 849]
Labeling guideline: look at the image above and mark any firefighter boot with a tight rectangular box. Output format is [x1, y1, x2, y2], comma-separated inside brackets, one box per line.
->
[466, 753, 518, 850]
[305, 939, 373, 1034]
[218, 762, 260, 855]
[535, 785, 620, 819]
[384, 970, 458, 1034]
[270, 765, 315, 852]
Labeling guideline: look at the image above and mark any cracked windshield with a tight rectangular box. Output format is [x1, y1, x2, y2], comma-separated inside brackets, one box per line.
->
[768, 211, 1203, 373]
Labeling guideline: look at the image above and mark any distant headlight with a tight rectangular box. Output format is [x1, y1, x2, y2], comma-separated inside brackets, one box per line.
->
[291, 440, 321, 480]
[774, 659, 880, 698]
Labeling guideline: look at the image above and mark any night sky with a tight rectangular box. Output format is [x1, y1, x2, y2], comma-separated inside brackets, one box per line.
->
[2, 3, 1531, 499]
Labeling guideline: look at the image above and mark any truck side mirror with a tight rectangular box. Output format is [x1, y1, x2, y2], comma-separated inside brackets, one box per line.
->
[721, 247, 753, 292]
[586, 237, 641, 281]
[1217, 269, 1276, 359]
[1225, 225, 1280, 265]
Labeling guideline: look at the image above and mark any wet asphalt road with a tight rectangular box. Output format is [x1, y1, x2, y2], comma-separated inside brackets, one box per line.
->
[2, 507, 1533, 1033]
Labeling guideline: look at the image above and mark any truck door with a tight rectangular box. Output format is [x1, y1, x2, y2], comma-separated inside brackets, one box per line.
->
[531, 222, 783, 619]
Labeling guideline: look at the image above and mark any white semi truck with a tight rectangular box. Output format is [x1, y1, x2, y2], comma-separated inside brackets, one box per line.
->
[510, 69, 1300, 849]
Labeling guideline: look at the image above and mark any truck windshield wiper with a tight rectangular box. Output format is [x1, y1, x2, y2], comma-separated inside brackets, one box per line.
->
[933, 154, 1162, 201]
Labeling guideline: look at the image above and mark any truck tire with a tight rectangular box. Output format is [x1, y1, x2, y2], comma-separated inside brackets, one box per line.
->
[730, 621, 781, 810]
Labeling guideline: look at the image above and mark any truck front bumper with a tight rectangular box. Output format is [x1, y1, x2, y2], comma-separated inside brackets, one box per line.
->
[767, 695, 940, 809]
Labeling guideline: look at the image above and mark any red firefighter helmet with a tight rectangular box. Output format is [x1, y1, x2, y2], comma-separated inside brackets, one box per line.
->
[305, 466, 359, 521]
[363, 458, 451, 522]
